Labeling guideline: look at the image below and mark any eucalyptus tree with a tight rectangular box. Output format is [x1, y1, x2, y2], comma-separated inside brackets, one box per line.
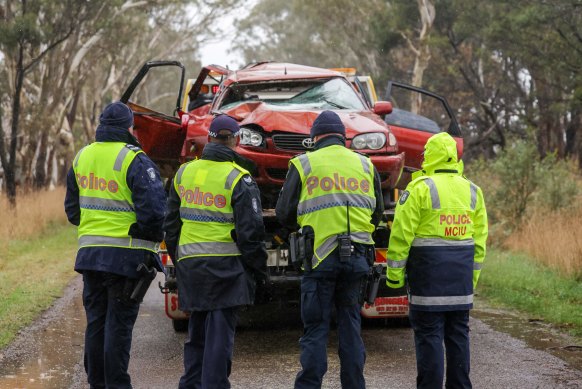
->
[0, 0, 240, 203]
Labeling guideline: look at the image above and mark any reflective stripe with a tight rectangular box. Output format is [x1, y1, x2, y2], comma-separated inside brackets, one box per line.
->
[314, 232, 373, 262]
[73, 146, 87, 168]
[358, 154, 370, 174]
[178, 241, 240, 258]
[314, 235, 338, 262]
[224, 168, 240, 190]
[113, 147, 131, 171]
[470, 183, 478, 210]
[298, 154, 311, 175]
[350, 231, 373, 244]
[79, 196, 134, 212]
[423, 178, 440, 209]
[409, 294, 473, 306]
[180, 207, 234, 223]
[297, 193, 375, 216]
[176, 164, 187, 185]
[387, 259, 407, 268]
[79, 235, 157, 250]
[412, 237, 474, 247]
[474, 262, 483, 270]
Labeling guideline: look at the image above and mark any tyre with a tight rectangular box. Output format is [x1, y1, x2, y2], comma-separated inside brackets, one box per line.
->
[172, 319, 189, 332]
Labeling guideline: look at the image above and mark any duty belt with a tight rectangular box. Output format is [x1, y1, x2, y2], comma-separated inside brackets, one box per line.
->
[312, 231, 373, 268]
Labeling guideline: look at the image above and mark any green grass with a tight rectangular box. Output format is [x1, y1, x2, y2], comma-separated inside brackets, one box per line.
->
[478, 248, 582, 338]
[0, 223, 77, 349]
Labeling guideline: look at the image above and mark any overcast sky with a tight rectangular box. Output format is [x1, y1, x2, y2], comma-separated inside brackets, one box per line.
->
[199, 37, 238, 69]
[196, 1, 258, 70]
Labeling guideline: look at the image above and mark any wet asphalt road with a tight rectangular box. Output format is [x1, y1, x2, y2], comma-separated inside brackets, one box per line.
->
[0, 274, 581, 389]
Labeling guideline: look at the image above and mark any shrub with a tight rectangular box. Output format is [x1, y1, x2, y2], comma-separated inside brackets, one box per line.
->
[535, 154, 580, 211]
[491, 140, 542, 227]
[465, 139, 580, 231]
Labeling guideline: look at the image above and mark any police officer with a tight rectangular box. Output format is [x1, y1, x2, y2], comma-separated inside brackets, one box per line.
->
[276, 110, 384, 389]
[64, 101, 166, 388]
[164, 115, 268, 389]
[386, 132, 488, 389]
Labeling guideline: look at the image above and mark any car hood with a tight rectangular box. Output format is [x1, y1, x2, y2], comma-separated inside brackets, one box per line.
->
[223, 102, 389, 137]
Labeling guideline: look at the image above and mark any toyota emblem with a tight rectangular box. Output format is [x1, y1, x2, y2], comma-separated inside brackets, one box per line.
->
[302, 138, 315, 149]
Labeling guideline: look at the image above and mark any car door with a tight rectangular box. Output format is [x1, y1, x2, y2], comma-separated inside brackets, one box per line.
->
[120, 60, 186, 175]
[185, 64, 230, 109]
[384, 81, 463, 179]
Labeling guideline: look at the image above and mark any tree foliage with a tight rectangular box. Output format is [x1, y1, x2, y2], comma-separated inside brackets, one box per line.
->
[234, 0, 396, 76]
[234, 0, 582, 171]
[2, 0, 582, 206]
[0, 0, 239, 204]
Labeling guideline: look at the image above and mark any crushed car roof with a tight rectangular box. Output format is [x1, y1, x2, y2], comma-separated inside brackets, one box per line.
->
[227, 62, 342, 83]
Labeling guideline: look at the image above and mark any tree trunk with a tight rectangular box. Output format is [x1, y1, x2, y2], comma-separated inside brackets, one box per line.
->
[0, 103, 12, 197]
[46, 145, 56, 188]
[33, 130, 49, 190]
[410, 0, 435, 114]
[4, 32, 27, 206]
[532, 72, 567, 159]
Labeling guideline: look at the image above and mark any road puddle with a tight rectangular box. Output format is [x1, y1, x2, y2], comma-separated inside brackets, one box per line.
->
[472, 305, 582, 370]
[0, 279, 85, 389]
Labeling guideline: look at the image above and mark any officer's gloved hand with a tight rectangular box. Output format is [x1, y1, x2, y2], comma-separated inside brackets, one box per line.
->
[128, 223, 164, 242]
[253, 271, 272, 305]
[271, 227, 290, 248]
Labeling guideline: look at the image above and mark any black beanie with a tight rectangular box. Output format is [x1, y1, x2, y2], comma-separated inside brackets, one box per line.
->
[98, 101, 134, 131]
[209, 115, 240, 138]
[310, 110, 346, 139]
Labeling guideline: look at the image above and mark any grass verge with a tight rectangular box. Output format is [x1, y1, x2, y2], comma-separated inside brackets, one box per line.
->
[0, 223, 78, 349]
[478, 248, 582, 339]
[0, 188, 68, 246]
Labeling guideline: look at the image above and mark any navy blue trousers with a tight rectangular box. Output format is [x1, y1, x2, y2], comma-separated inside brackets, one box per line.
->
[409, 310, 472, 389]
[82, 271, 140, 389]
[179, 307, 238, 389]
[295, 252, 369, 389]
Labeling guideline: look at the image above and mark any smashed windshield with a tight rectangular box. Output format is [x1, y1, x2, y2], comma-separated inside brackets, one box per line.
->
[218, 78, 366, 111]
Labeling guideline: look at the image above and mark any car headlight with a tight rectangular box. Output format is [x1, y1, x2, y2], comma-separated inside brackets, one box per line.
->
[388, 132, 397, 147]
[351, 133, 386, 150]
[240, 127, 264, 147]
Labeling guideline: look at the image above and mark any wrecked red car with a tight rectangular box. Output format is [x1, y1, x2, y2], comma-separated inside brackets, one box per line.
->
[120, 60, 463, 330]
[122, 62, 405, 208]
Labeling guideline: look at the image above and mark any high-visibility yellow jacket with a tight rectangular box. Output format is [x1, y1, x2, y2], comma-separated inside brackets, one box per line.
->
[73, 142, 157, 252]
[386, 133, 488, 311]
[290, 145, 376, 269]
[174, 159, 248, 261]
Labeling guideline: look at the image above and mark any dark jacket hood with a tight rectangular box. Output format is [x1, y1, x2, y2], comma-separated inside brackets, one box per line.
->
[202, 142, 258, 176]
[414, 132, 463, 178]
[95, 126, 141, 148]
[314, 134, 346, 150]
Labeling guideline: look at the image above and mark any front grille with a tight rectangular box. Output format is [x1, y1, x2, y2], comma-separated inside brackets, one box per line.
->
[266, 168, 288, 180]
[272, 133, 312, 152]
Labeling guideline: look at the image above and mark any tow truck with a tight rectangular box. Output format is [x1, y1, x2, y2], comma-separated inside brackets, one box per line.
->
[120, 61, 463, 330]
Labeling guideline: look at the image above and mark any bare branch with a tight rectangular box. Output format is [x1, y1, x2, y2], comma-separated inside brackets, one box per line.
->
[23, 25, 76, 74]
[399, 31, 420, 56]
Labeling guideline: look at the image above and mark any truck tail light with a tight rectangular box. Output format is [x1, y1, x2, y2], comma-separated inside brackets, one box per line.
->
[161, 252, 169, 266]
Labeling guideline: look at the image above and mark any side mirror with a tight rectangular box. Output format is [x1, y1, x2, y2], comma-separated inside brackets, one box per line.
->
[373, 101, 393, 116]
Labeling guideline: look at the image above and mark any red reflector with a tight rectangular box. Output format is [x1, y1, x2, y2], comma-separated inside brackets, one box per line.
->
[161, 253, 169, 266]
[211, 85, 219, 94]
[364, 296, 409, 309]
[374, 248, 386, 263]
